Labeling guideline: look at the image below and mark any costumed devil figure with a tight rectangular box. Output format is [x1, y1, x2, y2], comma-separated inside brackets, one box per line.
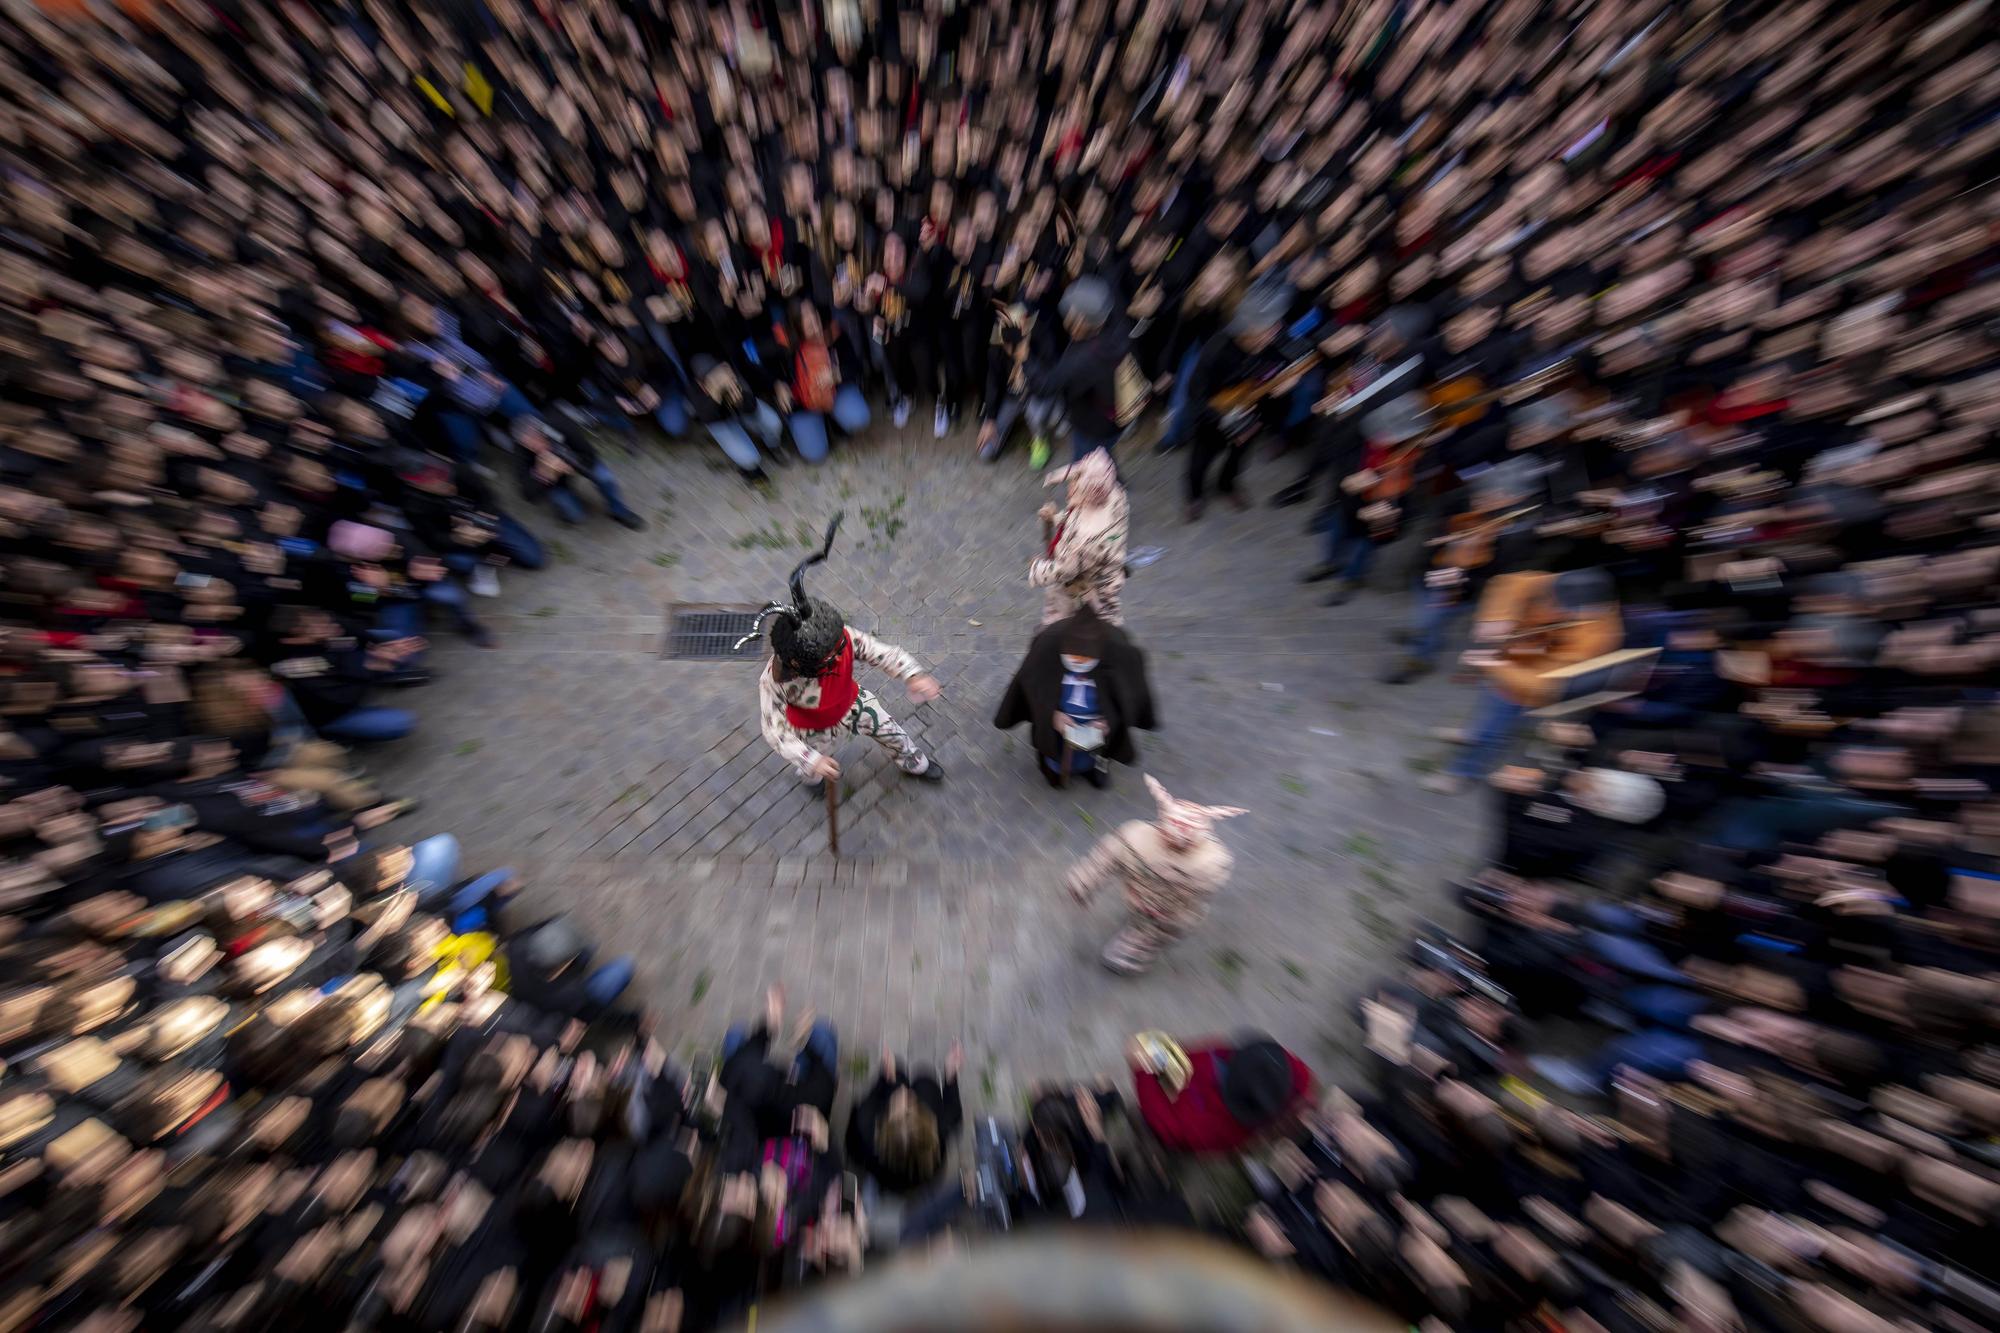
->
[743, 514, 945, 786]
[1064, 775, 1246, 974]
[993, 606, 1155, 789]
[1029, 448, 1128, 626]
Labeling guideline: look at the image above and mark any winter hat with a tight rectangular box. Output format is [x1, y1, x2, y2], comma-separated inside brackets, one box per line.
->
[1218, 1037, 1294, 1128]
[327, 520, 396, 562]
[1059, 277, 1114, 328]
[1576, 768, 1666, 825]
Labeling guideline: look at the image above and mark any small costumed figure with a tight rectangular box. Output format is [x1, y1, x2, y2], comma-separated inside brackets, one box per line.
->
[992, 606, 1156, 789]
[1030, 448, 1128, 627]
[743, 514, 945, 787]
[1064, 775, 1246, 974]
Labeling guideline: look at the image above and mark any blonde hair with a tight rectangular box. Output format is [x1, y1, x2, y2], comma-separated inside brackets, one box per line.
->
[875, 1100, 941, 1180]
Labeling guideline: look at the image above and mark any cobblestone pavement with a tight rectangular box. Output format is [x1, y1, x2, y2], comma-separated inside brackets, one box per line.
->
[374, 417, 1490, 1102]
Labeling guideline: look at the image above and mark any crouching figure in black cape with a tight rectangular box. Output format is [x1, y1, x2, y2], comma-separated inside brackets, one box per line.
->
[993, 606, 1156, 788]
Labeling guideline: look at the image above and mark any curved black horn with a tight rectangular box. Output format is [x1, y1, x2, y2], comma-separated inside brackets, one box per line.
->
[785, 511, 844, 607]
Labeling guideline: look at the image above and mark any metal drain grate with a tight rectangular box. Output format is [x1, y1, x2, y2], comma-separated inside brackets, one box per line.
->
[663, 605, 768, 661]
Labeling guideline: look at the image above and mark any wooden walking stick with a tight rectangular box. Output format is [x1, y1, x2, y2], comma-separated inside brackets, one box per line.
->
[825, 775, 840, 856]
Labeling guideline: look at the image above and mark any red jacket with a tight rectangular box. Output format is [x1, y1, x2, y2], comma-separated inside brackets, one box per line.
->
[1133, 1042, 1313, 1154]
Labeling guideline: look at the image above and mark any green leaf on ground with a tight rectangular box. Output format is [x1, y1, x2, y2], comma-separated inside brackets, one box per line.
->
[1279, 774, 1309, 796]
[1213, 947, 1247, 989]
[731, 521, 793, 551]
[1074, 805, 1097, 831]
[616, 784, 644, 803]
[848, 1054, 872, 1080]
[547, 539, 572, 561]
[1406, 754, 1441, 774]
[690, 969, 712, 1005]
[1343, 832, 1381, 860]
[454, 740, 482, 757]
[531, 606, 558, 618]
[1282, 959, 1309, 982]
[650, 551, 680, 568]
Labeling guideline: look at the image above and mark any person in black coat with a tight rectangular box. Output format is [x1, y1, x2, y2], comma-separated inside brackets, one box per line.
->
[993, 607, 1156, 789]
[845, 1043, 964, 1194]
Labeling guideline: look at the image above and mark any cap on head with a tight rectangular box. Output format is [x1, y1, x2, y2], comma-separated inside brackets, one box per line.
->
[1059, 277, 1114, 329]
[1377, 304, 1433, 346]
[1228, 286, 1290, 337]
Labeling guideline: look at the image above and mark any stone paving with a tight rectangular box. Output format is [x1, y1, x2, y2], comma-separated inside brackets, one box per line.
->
[373, 417, 1491, 1103]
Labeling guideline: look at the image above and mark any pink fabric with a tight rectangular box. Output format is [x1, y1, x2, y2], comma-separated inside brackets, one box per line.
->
[328, 521, 395, 562]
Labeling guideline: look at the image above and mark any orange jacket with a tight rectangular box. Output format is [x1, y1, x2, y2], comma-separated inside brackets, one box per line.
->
[1474, 572, 1623, 707]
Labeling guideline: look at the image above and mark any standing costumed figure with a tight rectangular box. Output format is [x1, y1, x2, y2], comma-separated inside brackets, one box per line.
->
[1029, 447, 1129, 626]
[1064, 776, 1246, 974]
[993, 606, 1155, 789]
[744, 514, 945, 786]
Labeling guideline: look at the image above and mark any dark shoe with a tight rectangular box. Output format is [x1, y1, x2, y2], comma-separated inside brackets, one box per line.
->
[462, 624, 498, 650]
[1270, 483, 1307, 508]
[612, 509, 646, 531]
[1323, 579, 1355, 607]
[1082, 766, 1109, 790]
[1184, 500, 1205, 523]
[1041, 763, 1064, 789]
[1301, 564, 1339, 584]
[1379, 655, 1432, 685]
[906, 760, 945, 783]
[380, 668, 433, 688]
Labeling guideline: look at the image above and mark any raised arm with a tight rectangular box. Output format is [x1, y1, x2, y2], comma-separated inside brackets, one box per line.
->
[1064, 825, 1136, 904]
[847, 626, 924, 682]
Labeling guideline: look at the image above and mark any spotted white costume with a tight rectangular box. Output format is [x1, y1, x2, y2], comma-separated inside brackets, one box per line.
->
[757, 627, 934, 780]
[1065, 776, 1246, 973]
[743, 513, 942, 786]
[1029, 449, 1128, 626]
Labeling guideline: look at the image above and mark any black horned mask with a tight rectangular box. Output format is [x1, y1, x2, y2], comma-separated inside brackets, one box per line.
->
[736, 512, 847, 677]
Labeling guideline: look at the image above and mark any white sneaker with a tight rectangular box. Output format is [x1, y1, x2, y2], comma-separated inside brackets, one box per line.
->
[933, 401, 949, 438]
[469, 564, 501, 598]
[893, 397, 912, 429]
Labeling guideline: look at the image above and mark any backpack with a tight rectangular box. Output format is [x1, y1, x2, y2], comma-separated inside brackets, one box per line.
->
[793, 339, 837, 413]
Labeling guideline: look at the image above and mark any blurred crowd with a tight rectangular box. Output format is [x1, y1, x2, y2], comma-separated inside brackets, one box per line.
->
[3, 0, 2000, 1328]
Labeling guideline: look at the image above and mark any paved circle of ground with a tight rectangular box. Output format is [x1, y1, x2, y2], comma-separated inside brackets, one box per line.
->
[376, 421, 1489, 1102]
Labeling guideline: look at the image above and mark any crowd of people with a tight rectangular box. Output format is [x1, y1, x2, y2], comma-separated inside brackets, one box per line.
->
[3, 0, 1999, 1327]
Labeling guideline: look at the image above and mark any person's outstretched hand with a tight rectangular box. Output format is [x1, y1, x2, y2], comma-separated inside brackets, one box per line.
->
[807, 754, 841, 782]
[907, 673, 941, 703]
